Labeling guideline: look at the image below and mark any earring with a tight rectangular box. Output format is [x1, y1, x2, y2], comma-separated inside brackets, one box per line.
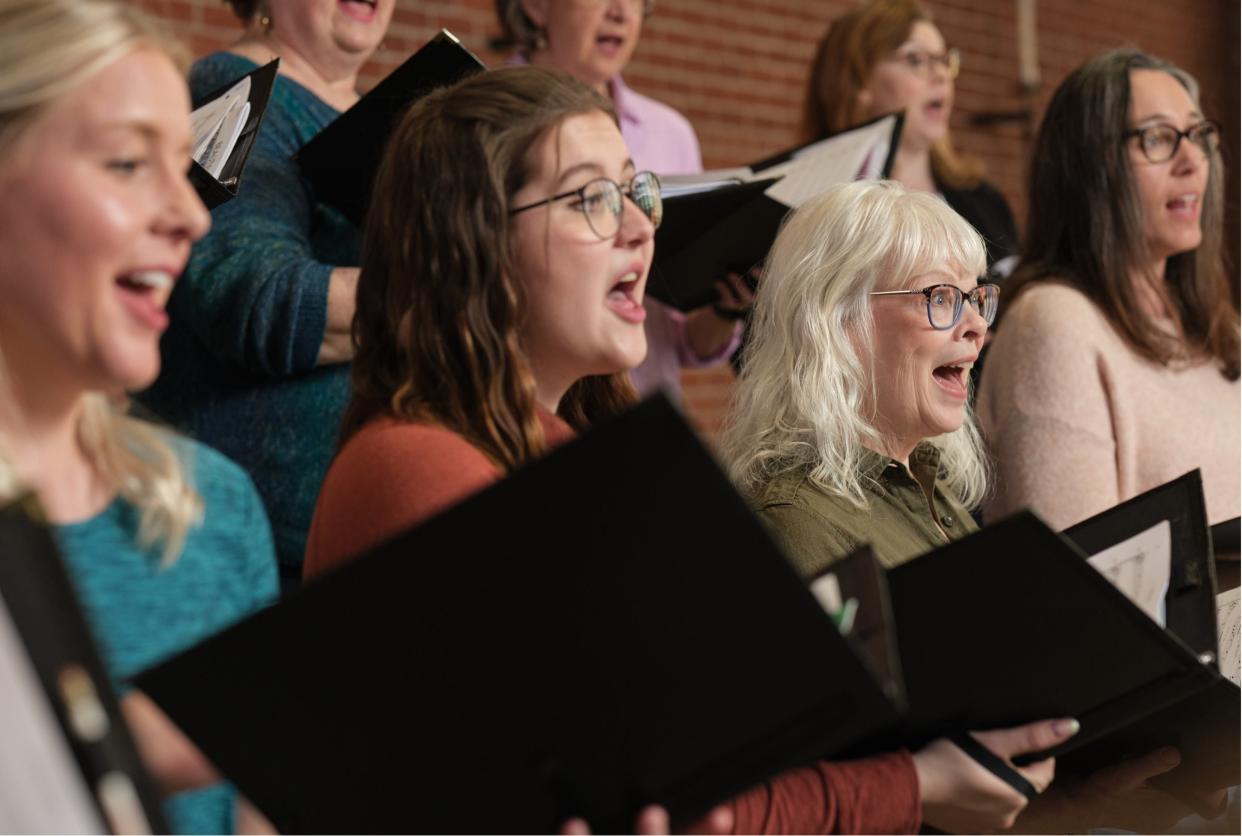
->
[532, 29, 547, 51]
[259, 13, 272, 34]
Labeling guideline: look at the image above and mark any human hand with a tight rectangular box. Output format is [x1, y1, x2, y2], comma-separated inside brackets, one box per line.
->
[913, 717, 1080, 833]
[711, 267, 759, 321]
[1019, 746, 1218, 833]
[560, 803, 733, 835]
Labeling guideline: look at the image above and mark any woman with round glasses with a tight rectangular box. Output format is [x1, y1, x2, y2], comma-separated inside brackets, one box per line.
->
[978, 49, 1239, 533]
[493, 0, 751, 403]
[802, 0, 1018, 274]
[303, 66, 1080, 835]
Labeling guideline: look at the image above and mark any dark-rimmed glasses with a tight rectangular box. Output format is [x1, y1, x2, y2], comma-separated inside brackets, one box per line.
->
[509, 170, 662, 241]
[870, 282, 1000, 330]
[1124, 121, 1221, 164]
[890, 47, 960, 80]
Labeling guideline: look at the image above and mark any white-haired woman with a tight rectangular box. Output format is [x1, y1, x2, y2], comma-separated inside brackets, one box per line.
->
[0, 1, 277, 832]
[721, 179, 1207, 832]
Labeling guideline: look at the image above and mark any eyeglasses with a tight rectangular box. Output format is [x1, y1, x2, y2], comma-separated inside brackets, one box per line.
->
[572, 0, 655, 14]
[890, 47, 960, 80]
[870, 282, 1000, 330]
[509, 170, 663, 241]
[1123, 120, 1221, 163]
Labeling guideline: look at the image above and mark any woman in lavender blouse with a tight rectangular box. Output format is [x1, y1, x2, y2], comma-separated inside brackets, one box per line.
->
[494, 0, 754, 403]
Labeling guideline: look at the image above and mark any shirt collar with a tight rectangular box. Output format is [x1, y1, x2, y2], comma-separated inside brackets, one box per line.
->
[861, 441, 945, 484]
[608, 74, 641, 127]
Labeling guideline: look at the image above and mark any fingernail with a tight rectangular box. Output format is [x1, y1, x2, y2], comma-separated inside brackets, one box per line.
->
[1054, 718, 1080, 737]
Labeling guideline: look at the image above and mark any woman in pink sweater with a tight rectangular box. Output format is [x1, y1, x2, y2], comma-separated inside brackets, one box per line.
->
[303, 64, 1074, 834]
[979, 49, 1239, 529]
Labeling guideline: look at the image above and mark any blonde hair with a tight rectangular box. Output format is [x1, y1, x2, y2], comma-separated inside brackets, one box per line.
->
[720, 180, 991, 509]
[0, 0, 200, 563]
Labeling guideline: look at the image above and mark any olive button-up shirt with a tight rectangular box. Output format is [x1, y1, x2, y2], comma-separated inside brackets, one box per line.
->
[751, 444, 978, 579]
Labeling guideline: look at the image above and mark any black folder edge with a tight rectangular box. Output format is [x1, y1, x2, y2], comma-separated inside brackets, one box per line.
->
[136, 395, 906, 833]
[187, 59, 280, 210]
[0, 495, 169, 834]
[295, 29, 487, 227]
[649, 112, 903, 312]
[873, 512, 1224, 767]
[1212, 516, 1240, 557]
[1062, 470, 1219, 667]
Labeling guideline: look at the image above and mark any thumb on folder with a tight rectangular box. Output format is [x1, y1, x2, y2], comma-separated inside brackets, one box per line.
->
[914, 717, 1079, 833]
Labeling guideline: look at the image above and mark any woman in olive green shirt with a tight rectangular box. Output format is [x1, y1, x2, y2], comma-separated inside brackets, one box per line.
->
[720, 178, 1205, 832]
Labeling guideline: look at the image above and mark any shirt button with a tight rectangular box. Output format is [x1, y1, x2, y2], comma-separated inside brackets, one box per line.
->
[940, 514, 954, 527]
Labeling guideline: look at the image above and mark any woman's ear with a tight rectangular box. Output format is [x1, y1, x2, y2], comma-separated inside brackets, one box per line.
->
[519, 0, 550, 29]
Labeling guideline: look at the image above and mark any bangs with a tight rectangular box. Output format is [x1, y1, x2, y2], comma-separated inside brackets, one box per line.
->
[882, 192, 988, 288]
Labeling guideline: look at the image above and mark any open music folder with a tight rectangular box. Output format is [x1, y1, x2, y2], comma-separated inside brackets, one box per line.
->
[822, 475, 1238, 804]
[0, 496, 168, 835]
[296, 30, 486, 227]
[188, 59, 279, 209]
[136, 396, 904, 834]
[649, 112, 903, 312]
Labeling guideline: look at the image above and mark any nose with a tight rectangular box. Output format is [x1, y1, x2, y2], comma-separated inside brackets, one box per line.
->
[616, 194, 654, 247]
[159, 162, 211, 243]
[1171, 130, 1208, 176]
[955, 297, 988, 345]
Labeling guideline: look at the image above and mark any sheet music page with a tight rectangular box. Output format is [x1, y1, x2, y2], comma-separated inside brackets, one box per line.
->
[764, 115, 896, 208]
[659, 168, 754, 198]
[0, 595, 103, 834]
[1217, 586, 1240, 685]
[191, 75, 251, 179]
[1086, 520, 1172, 627]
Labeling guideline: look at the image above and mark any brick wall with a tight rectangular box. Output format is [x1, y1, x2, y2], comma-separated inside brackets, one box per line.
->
[131, 0, 1238, 437]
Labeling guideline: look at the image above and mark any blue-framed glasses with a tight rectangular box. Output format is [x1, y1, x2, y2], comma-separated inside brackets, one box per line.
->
[870, 282, 1000, 330]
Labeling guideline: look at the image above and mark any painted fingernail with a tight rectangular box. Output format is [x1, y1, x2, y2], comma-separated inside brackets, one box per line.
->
[1054, 718, 1080, 737]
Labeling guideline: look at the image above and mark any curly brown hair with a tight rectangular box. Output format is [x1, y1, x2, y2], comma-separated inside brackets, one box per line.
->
[342, 65, 637, 470]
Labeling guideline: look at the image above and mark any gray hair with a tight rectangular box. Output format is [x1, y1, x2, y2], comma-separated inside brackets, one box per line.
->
[720, 180, 991, 509]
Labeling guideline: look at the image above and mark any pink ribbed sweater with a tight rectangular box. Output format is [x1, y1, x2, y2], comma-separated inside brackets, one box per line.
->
[978, 283, 1240, 529]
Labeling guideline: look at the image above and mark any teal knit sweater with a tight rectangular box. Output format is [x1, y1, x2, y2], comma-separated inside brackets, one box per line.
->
[54, 436, 277, 834]
[138, 53, 359, 576]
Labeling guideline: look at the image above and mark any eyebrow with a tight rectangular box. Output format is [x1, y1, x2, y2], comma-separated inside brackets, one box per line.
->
[1133, 109, 1203, 127]
[553, 158, 636, 189]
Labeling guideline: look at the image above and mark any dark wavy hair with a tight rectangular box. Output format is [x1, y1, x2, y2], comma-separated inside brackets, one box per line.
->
[1002, 49, 1239, 380]
[341, 65, 637, 470]
[801, 0, 983, 190]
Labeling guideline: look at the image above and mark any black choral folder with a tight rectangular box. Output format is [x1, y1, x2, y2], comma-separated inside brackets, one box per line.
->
[137, 395, 902, 834]
[0, 495, 169, 834]
[296, 30, 486, 227]
[649, 112, 903, 312]
[834, 510, 1238, 797]
[188, 59, 279, 209]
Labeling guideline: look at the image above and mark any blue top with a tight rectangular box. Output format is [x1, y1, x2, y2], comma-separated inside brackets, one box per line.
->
[55, 437, 279, 834]
[138, 52, 360, 575]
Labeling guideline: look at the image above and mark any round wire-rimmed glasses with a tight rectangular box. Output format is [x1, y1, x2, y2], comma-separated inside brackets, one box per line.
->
[509, 170, 663, 241]
[870, 282, 1000, 330]
[1123, 121, 1222, 164]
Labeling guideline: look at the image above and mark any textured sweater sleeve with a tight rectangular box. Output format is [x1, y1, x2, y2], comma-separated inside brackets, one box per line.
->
[978, 285, 1121, 528]
[303, 422, 501, 579]
[728, 751, 922, 834]
[175, 65, 340, 378]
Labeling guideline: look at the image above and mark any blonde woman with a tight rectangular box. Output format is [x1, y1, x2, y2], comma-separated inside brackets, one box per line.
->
[721, 179, 1206, 832]
[0, 1, 277, 832]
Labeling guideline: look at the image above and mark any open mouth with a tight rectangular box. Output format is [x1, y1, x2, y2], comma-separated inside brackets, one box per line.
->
[596, 34, 625, 54]
[115, 270, 174, 331]
[339, 0, 378, 22]
[606, 270, 645, 324]
[923, 98, 948, 117]
[932, 359, 972, 399]
[1167, 193, 1199, 219]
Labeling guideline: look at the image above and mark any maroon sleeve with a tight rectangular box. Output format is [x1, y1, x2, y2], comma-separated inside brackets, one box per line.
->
[725, 750, 922, 835]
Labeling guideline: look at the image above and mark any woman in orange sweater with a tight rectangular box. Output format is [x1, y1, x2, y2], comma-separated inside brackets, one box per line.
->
[302, 64, 1074, 834]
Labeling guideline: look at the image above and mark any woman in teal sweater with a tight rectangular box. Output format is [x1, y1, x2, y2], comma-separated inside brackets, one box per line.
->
[0, 2, 278, 832]
[139, 0, 395, 584]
